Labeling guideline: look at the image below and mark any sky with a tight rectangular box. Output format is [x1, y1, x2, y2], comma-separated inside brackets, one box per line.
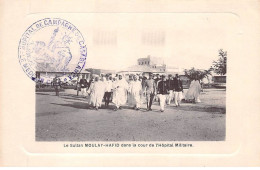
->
[75, 13, 239, 71]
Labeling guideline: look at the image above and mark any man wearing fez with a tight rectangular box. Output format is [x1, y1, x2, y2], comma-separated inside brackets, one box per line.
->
[173, 74, 184, 107]
[143, 73, 157, 111]
[157, 74, 169, 112]
[166, 74, 175, 105]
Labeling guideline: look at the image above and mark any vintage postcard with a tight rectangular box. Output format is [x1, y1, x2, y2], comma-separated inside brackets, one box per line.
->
[0, 0, 260, 166]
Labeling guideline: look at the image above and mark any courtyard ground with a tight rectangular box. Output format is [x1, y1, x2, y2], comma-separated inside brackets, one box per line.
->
[36, 88, 226, 141]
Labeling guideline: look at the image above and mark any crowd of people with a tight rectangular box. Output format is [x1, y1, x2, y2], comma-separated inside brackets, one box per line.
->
[71, 73, 202, 112]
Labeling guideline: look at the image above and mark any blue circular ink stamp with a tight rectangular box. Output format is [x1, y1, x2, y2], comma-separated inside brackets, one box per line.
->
[18, 18, 87, 82]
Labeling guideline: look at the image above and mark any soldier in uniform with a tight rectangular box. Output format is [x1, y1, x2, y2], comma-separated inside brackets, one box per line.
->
[157, 75, 169, 112]
[166, 74, 175, 105]
[103, 75, 113, 107]
[53, 75, 61, 96]
[173, 74, 184, 106]
[79, 75, 89, 98]
[143, 73, 157, 111]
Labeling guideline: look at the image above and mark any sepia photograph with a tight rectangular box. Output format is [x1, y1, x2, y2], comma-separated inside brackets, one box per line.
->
[2, 0, 260, 167]
[31, 16, 227, 141]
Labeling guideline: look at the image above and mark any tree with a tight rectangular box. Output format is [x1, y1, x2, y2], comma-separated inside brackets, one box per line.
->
[211, 49, 227, 75]
[184, 67, 212, 81]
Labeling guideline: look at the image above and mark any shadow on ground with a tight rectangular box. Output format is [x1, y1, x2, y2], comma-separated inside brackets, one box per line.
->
[50, 102, 90, 110]
[176, 104, 226, 114]
[36, 93, 51, 96]
[49, 101, 159, 113]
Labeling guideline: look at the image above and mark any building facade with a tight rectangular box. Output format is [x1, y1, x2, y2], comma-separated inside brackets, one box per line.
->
[137, 55, 166, 72]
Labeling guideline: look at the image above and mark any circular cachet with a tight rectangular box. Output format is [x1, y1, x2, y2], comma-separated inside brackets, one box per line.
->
[18, 18, 87, 82]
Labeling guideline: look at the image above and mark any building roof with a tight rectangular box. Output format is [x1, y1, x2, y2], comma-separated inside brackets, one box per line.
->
[80, 70, 91, 73]
[119, 65, 164, 73]
[137, 55, 165, 65]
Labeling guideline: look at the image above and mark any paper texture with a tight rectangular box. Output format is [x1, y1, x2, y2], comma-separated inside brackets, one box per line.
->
[0, 0, 260, 166]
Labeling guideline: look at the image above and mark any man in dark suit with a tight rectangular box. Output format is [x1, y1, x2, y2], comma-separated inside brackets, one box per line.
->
[79, 75, 89, 98]
[157, 75, 169, 112]
[166, 74, 174, 105]
[173, 74, 183, 107]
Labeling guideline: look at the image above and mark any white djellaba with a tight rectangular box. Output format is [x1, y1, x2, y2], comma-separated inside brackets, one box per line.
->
[185, 80, 202, 103]
[88, 76, 105, 109]
[128, 76, 142, 109]
[112, 76, 129, 109]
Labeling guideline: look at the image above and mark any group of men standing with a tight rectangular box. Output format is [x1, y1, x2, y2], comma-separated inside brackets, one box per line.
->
[79, 73, 183, 112]
[143, 73, 183, 112]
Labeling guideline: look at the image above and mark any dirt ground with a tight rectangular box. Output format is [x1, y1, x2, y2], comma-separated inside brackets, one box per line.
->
[36, 88, 226, 141]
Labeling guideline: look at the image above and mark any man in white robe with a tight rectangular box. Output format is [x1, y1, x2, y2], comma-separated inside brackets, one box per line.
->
[128, 75, 142, 110]
[185, 78, 202, 103]
[88, 76, 105, 110]
[112, 75, 129, 111]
